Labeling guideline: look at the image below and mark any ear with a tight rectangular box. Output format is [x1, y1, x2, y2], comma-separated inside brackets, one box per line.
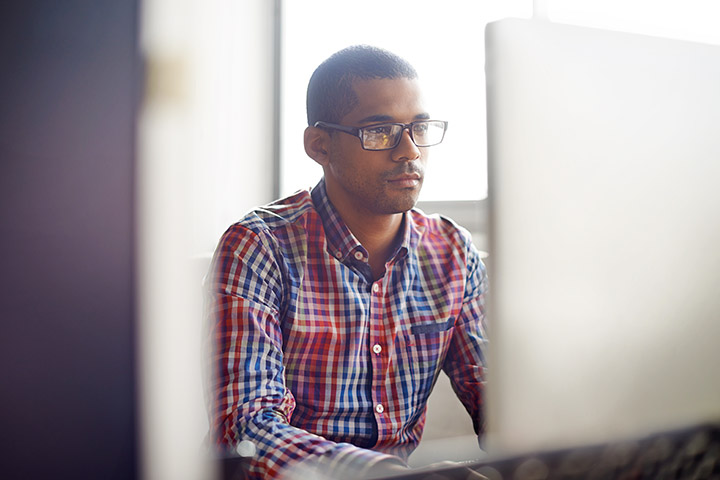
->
[304, 126, 331, 167]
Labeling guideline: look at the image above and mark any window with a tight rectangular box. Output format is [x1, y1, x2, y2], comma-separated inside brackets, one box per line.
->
[280, 0, 532, 203]
[547, 0, 720, 45]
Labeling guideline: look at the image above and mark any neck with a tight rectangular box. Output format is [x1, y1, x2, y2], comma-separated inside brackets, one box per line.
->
[350, 213, 405, 281]
[327, 191, 405, 281]
[346, 212, 404, 255]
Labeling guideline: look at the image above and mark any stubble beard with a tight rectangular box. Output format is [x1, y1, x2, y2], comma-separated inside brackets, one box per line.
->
[327, 147, 425, 215]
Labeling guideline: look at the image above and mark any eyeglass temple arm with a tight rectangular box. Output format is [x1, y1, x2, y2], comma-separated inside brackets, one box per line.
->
[313, 121, 360, 136]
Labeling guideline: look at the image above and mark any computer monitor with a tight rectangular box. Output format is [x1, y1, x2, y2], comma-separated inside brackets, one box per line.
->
[485, 18, 720, 455]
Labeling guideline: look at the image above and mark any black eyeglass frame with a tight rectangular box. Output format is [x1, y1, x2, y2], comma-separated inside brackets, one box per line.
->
[313, 120, 448, 151]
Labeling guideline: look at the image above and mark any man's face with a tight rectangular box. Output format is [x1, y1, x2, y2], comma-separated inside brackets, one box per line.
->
[323, 77, 430, 216]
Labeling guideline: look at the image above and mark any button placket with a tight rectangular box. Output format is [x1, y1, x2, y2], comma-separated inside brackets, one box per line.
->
[368, 278, 387, 422]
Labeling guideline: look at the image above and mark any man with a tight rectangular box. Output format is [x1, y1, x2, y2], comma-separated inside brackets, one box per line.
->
[205, 45, 488, 479]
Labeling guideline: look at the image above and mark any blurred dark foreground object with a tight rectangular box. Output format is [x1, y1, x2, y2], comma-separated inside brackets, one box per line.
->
[220, 422, 720, 480]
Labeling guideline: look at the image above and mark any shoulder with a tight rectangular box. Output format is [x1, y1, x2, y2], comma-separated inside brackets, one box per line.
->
[242, 189, 315, 231]
[228, 189, 316, 236]
[209, 190, 317, 295]
[409, 207, 487, 297]
[409, 207, 474, 250]
[409, 207, 485, 275]
[217, 189, 317, 256]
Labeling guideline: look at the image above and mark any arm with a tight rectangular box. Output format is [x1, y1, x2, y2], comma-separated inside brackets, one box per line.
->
[442, 242, 489, 436]
[204, 224, 406, 479]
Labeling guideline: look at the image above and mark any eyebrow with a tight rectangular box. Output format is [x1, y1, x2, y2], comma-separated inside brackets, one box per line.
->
[357, 112, 431, 124]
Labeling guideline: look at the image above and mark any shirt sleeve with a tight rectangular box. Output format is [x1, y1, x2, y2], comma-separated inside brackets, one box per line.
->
[203, 223, 406, 479]
[441, 237, 489, 436]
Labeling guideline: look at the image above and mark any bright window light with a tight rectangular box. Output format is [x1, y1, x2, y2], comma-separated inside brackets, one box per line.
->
[280, 0, 532, 201]
[548, 0, 720, 45]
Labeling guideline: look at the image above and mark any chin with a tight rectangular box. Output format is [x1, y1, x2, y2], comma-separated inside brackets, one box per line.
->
[371, 187, 422, 214]
[387, 196, 420, 214]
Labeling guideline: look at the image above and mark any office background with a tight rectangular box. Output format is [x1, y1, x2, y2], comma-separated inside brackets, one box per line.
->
[2, 1, 718, 479]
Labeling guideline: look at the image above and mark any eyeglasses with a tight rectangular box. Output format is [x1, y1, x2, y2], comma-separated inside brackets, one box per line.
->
[314, 120, 448, 151]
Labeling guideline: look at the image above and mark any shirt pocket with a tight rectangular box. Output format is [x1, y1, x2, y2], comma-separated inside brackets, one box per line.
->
[410, 316, 456, 335]
[399, 316, 455, 408]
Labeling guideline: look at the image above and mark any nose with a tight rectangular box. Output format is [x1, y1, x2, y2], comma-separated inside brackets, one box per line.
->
[391, 128, 421, 162]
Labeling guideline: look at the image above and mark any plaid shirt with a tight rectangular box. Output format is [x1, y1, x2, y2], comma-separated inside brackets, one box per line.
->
[205, 179, 488, 479]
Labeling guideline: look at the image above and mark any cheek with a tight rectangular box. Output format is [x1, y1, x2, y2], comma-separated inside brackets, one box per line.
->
[331, 150, 387, 177]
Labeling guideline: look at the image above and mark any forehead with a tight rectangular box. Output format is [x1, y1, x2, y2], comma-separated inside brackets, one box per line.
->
[342, 77, 426, 124]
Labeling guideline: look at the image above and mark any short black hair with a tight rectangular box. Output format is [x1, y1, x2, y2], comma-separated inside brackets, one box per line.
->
[306, 45, 418, 126]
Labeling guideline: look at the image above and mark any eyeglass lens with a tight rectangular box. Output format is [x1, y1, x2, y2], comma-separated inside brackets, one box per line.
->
[361, 121, 446, 150]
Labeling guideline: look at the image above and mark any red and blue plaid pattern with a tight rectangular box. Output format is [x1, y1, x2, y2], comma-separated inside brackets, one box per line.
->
[205, 179, 487, 479]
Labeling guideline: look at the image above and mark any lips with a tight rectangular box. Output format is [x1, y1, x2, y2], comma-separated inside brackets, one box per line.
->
[387, 173, 422, 188]
[388, 173, 421, 182]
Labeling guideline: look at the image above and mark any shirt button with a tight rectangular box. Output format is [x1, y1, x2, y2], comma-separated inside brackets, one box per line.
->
[372, 344, 382, 355]
[335, 251, 342, 259]
[353, 251, 364, 261]
[372, 283, 380, 293]
[375, 404, 385, 414]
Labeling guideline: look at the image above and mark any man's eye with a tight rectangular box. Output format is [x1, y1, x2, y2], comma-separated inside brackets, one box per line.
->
[366, 125, 394, 135]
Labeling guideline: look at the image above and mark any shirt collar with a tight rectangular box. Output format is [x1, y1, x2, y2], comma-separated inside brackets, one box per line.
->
[311, 178, 362, 261]
[311, 178, 424, 262]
